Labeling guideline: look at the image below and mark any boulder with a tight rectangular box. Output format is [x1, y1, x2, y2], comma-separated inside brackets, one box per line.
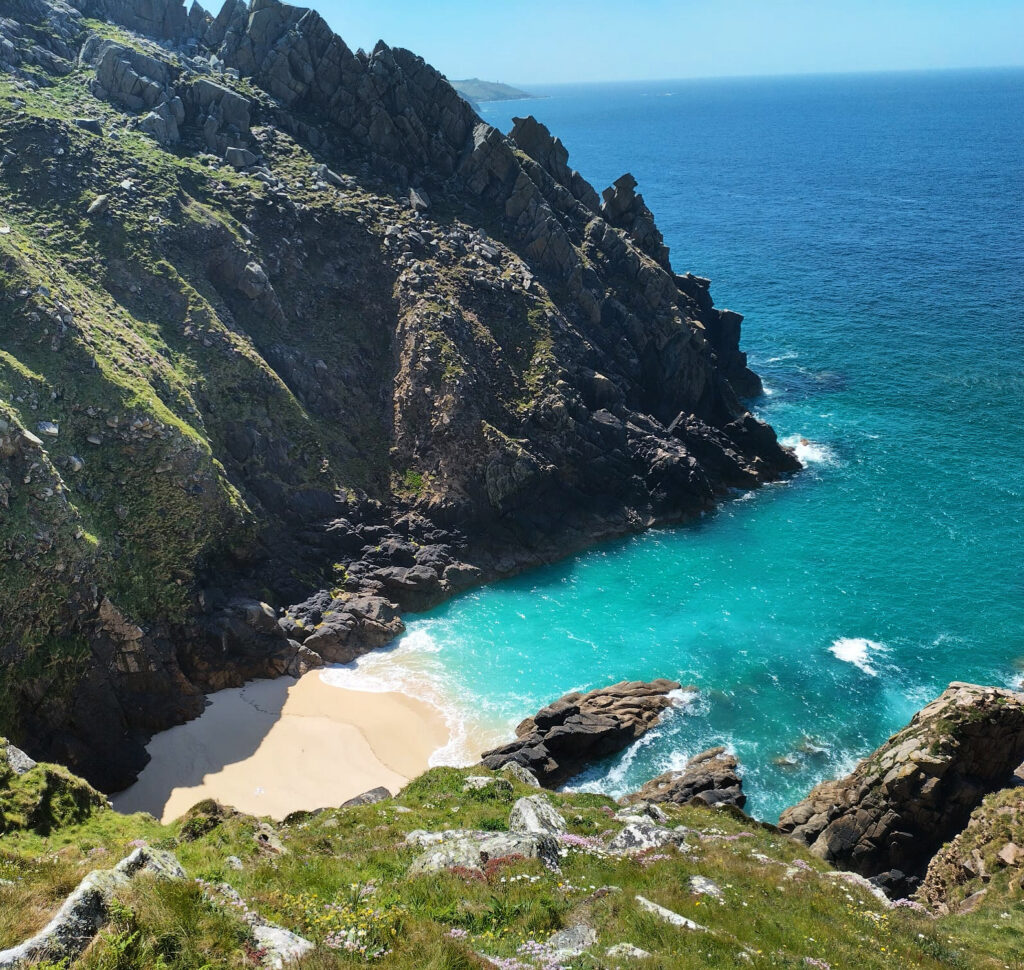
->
[0, 740, 36, 776]
[623, 746, 746, 810]
[224, 146, 257, 169]
[480, 679, 682, 787]
[608, 819, 687, 856]
[408, 829, 559, 874]
[509, 794, 566, 836]
[341, 786, 391, 808]
[779, 683, 1024, 887]
[500, 762, 541, 788]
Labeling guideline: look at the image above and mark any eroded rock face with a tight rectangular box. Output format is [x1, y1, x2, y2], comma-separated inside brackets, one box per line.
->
[480, 680, 682, 787]
[0, 0, 797, 793]
[778, 683, 1024, 886]
[623, 746, 746, 810]
[917, 786, 1024, 914]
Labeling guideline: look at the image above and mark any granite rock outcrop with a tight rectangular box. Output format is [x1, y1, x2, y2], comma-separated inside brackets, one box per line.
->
[778, 683, 1024, 889]
[480, 680, 682, 787]
[622, 746, 746, 810]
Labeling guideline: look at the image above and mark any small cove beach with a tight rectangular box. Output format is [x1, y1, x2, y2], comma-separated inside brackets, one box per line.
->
[113, 671, 451, 822]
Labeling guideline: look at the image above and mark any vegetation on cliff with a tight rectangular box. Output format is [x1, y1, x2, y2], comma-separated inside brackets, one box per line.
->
[0, 0, 797, 790]
[3, 752, 1017, 970]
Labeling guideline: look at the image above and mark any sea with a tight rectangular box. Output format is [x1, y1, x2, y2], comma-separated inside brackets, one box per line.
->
[325, 69, 1024, 821]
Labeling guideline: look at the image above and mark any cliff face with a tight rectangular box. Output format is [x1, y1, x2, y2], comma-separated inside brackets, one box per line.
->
[0, 0, 797, 790]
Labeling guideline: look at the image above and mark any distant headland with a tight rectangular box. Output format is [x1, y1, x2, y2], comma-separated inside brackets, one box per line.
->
[449, 77, 538, 103]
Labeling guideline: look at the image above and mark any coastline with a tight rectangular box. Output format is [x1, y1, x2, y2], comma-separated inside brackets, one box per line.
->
[112, 672, 452, 823]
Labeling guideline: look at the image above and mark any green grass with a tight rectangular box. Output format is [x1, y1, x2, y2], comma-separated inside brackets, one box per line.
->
[0, 762, 1014, 968]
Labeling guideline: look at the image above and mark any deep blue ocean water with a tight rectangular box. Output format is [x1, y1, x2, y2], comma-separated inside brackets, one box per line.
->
[327, 70, 1024, 820]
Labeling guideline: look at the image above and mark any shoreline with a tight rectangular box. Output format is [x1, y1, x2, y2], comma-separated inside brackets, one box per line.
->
[112, 672, 453, 823]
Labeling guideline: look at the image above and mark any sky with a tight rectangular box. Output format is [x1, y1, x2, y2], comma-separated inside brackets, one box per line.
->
[308, 1, 1024, 85]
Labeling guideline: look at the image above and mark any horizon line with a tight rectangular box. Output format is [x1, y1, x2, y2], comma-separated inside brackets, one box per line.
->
[469, 63, 1024, 91]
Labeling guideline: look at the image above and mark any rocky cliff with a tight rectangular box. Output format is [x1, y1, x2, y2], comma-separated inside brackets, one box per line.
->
[0, 0, 797, 790]
[778, 683, 1024, 894]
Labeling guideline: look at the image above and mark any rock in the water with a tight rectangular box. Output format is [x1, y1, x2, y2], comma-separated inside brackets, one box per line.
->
[509, 794, 567, 836]
[480, 680, 682, 787]
[624, 746, 746, 810]
[779, 682, 1024, 885]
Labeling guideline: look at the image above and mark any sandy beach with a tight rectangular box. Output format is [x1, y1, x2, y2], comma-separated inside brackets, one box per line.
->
[112, 672, 451, 823]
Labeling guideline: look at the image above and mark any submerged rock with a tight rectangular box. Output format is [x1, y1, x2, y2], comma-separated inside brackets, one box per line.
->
[779, 682, 1024, 888]
[480, 680, 682, 787]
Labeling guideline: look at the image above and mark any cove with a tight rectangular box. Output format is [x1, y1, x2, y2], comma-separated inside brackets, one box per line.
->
[330, 69, 1024, 820]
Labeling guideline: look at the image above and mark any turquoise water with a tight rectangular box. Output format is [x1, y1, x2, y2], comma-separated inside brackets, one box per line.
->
[328, 70, 1024, 820]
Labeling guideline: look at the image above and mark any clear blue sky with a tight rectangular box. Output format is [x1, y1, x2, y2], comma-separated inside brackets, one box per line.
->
[309, 1, 1024, 84]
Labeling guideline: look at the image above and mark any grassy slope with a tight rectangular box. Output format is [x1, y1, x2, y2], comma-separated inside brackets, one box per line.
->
[0, 762, 1016, 969]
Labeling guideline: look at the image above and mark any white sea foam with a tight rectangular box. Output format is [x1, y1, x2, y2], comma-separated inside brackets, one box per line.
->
[781, 434, 838, 466]
[319, 628, 505, 768]
[828, 637, 888, 676]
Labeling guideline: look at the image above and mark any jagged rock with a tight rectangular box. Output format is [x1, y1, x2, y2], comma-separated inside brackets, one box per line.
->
[0, 0, 798, 795]
[0, 847, 184, 968]
[409, 186, 430, 211]
[509, 794, 566, 836]
[408, 829, 559, 874]
[480, 680, 682, 787]
[0, 740, 36, 776]
[779, 683, 1024, 886]
[623, 746, 746, 810]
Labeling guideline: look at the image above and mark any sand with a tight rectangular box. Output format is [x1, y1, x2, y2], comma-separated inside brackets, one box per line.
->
[112, 671, 451, 823]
